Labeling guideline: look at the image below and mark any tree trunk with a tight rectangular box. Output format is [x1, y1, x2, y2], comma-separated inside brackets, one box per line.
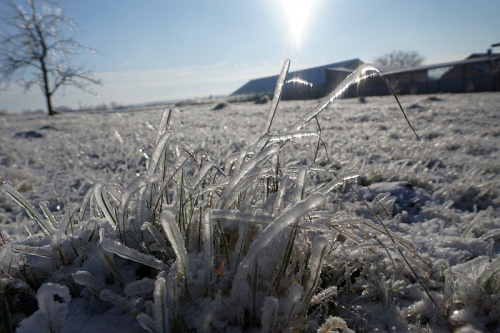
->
[45, 92, 55, 116]
[40, 61, 55, 116]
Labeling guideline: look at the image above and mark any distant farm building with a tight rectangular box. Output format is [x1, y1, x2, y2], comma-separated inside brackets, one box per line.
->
[231, 53, 500, 100]
[230, 59, 363, 100]
[364, 53, 500, 96]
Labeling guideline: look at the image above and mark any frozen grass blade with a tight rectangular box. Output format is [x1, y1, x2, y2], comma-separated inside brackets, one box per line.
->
[319, 171, 359, 194]
[155, 108, 173, 146]
[148, 131, 173, 177]
[119, 173, 158, 234]
[211, 210, 274, 225]
[328, 218, 415, 253]
[101, 238, 167, 270]
[202, 209, 213, 268]
[78, 188, 93, 221]
[220, 144, 280, 208]
[273, 176, 290, 215]
[161, 210, 188, 276]
[228, 150, 247, 177]
[191, 160, 214, 191]
[142, 222, 171, 254]
[153, 277, 169, 333]
[12, 244, 51, 258]
[72, 270, 102, 295]
[266, 131, 319, 144]
[93, 180, 118, 229]
[287, 64, 381, 132]
[39, 201, 59, 230]
[1, 183, 52, 235]
[292, 166, 307, 203]
[124, 278, 155, 296]
[231, 221, 249, 272]
[259, 59, 290, 139]
[287, 63, 422, 143]
[59, 204, 78, 235]
[303, 235, 328, 304]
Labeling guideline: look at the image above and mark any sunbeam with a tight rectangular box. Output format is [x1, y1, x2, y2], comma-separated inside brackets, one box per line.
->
[282, 0, 313, 49]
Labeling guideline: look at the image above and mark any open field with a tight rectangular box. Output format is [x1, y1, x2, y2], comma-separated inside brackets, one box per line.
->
[0, 92, 499, 332]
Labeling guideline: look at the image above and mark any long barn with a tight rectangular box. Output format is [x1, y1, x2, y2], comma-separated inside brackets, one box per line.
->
[230, 59, 363, 100]
[231, 53, 500, 99]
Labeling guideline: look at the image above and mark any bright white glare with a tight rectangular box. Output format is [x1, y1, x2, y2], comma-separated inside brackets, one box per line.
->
[282, 0, 313, 48]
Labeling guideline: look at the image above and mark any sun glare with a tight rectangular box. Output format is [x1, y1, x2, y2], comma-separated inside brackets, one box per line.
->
[282, 0, 313, 49]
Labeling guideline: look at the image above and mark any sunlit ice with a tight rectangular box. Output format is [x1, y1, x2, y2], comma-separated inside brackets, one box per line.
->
[282, 0, 314, 49]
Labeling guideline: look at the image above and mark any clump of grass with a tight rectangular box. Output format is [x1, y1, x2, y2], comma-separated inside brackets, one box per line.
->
[3, 59, 495, 332]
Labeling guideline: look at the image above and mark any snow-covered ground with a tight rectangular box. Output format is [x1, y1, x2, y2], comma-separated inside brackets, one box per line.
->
[0, 92, 499, 332]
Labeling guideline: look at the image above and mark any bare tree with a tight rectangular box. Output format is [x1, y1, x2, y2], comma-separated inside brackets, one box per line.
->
[0, 0, 101, 115]
[374, 50, 425, 69]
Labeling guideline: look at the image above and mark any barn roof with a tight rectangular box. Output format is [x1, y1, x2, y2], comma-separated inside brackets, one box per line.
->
[231, 59, 363, 95]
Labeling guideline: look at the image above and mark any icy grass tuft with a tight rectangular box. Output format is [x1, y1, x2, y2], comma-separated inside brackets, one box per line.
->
[1, 60, 499, 332]
[17, 283, 70, 333]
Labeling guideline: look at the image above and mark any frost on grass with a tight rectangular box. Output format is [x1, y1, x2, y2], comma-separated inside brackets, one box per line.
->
[1, 60, 499, 332]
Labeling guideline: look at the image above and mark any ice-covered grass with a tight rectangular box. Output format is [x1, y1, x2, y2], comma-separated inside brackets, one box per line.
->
[0, 61, 499, 332]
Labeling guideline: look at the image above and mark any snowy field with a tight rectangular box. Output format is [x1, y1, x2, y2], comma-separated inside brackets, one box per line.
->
[0, 92, 499, 332]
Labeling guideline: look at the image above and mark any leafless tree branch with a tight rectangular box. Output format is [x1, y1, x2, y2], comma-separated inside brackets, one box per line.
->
[0, 0, 101, 115]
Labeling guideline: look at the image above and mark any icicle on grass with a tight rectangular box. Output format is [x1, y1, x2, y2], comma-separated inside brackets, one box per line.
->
[161, 210, 188, 277]
[286, 63, 422, 143]
[202, 209, 214, 269]
[258, 59, 290, 140]
[101, 238, 167, 270]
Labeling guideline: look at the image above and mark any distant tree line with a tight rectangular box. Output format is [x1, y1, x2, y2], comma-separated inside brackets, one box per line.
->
[374, 50, 425, 68]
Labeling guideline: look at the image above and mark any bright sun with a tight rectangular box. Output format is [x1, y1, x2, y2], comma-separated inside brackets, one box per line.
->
[282, 0, 313, 49]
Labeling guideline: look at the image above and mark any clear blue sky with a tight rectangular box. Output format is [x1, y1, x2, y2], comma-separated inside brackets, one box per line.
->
[1, 0, 499, 112]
